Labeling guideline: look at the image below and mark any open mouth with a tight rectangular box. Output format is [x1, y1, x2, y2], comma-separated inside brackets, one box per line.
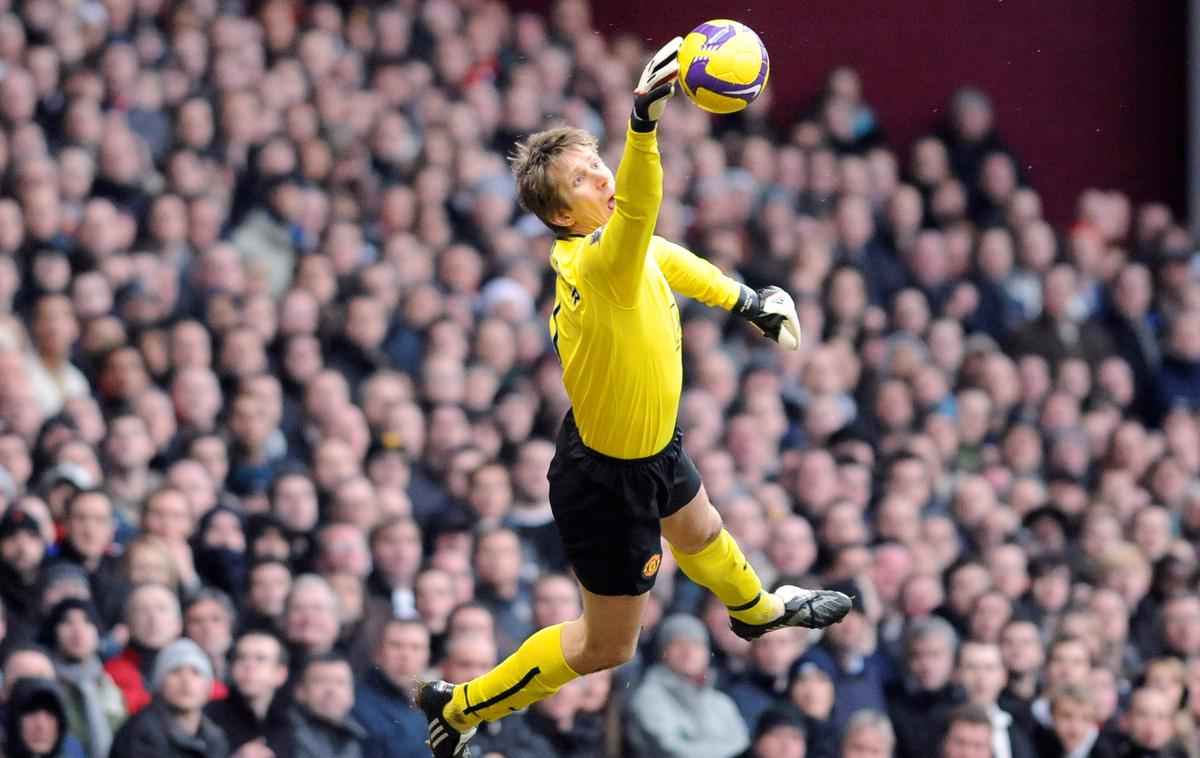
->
[607, 196, 615, 211]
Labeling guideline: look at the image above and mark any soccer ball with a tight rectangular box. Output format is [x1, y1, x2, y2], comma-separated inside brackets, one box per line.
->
[677, 20, 770, 114]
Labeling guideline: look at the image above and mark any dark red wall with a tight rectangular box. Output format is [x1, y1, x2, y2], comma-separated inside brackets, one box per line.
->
[527, 0, 1187, 225]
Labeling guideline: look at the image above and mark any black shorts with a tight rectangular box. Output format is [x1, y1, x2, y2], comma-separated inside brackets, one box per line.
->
[547, 410, 703, 596]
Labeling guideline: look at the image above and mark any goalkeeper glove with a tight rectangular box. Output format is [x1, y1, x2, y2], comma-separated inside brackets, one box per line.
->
[734, 285, 803, 350]
[632, 36, 682, 132]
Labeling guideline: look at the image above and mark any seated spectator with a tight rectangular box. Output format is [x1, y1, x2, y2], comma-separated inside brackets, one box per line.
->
[48, 490, 129, 632]
[724, 627, 808, 733]
[104, 582, 226, 715]
[109, 638, 228, 758]
[352, 619, 430, 758]
[886, 616, 962, 758]
[4, 677, 76, 758]
[840, 709, 896, 758]
[940, 703, 995, 758]
[797, 581, 888, 734]
[955, 640, 1034, 758]
[525, 677, 606, 758]
[182, 589, 236, 682]
[738, 703, 809, 758]
[283, 574, 343, 672]
[0, 507, 50, 645]
[627, 614, 750, 758]
[204, 630, 293, 756]
[1099, 687, 1189, 757]
[289, 653, 367, 758]
[1045, 684, 1101, 758]
[1157, 310, 1200, 413]
[44, 599, 125, 758]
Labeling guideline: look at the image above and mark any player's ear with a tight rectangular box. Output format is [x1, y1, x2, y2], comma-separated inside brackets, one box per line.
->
[550, 209, 574, 228]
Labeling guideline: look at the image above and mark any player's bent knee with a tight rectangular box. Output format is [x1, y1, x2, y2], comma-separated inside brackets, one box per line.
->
[576, 639, 637, 673]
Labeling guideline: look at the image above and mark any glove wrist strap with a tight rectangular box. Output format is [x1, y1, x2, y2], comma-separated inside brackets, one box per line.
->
[630, 109, 656, 133]
[734, 285, 760, 317]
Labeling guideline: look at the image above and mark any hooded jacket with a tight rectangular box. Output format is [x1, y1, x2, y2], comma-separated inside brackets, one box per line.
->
[5, 677, 70, 758]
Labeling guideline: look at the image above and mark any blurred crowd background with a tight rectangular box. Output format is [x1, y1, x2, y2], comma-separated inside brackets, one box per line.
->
[0, 0, 1195, 757]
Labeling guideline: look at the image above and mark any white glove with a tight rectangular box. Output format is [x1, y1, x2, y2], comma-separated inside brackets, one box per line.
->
[734, 285, 802, 350]
[632, 36, 682, 128]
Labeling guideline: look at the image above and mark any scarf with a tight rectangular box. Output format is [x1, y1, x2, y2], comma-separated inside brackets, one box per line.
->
[56, 657, 114, 758]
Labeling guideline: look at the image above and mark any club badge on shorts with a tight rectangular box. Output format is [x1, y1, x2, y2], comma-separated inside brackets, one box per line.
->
[642, 553, 662, 578]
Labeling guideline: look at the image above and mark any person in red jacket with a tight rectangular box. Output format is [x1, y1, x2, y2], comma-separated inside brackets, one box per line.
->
[104, 582, 226, 714]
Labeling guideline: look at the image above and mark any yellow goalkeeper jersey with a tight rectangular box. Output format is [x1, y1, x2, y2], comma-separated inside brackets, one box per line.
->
[549, 125, 742, 459]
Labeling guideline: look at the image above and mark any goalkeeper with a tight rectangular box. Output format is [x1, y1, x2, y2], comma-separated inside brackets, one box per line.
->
[417, 38, 851, 758]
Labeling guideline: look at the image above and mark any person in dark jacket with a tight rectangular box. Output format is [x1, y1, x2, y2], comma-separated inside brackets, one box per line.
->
[109, 638, 229, 758]
[737, 703, 809, 758]
[954, 640, 1036, 758]
[5, 677, 73, 758]
[289, 653, 366, 758]
[46, 490, 130, 631]
[351, 619, 430, 758]
[1099, 687, 1189, 758]
[524, 678, 606, 758]
[0, 507, 50, 645]
[203, 630, 294, 756]
[1156, 310, 1200, 415]
[886, 616, 964, 758]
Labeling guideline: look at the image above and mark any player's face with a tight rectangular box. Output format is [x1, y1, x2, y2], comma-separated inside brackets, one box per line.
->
[551, 146, 614, 234]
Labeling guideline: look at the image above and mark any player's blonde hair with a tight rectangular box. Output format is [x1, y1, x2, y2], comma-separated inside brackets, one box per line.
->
[510, 126, 598, 237]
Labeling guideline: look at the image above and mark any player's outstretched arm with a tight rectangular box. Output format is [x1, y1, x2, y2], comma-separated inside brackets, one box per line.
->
[733, 285, 803, 350]
[632, 38, 682, 132]
[589, 37, 682, 305]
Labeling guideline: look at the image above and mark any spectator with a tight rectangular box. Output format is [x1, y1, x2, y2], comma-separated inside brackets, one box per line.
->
[1102, 687, 1189, 757]
[887, 616, 962, 758]
[627, 614, 750, 758]
[955, 640, 1035, 758]
[48, 490, 127, 631]
[204, 630, 292, 755]
[109, 638, 228, 758]
[0, 507, 49, 644]
[4, 677, 75, 758]
[352, 618, 429, 758]
[1157, 310, 1200, 413]
[940, 703, 995, 758]
[525, 677, 606, 758]
[724, 627, 809, 733]
[840, 710, 896, 758]
[289, 653, 367, 758]
[44, 599, 125, 758]
[738, 703, 809, 758]
[1045, 684, 1100, 757]
[104, 582, 226, 716]
[182, 590, 236, 683]
[797, 580, 889, 734]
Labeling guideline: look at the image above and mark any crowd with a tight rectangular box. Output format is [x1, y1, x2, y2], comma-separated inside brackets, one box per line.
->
[0, 0, 1194, 756]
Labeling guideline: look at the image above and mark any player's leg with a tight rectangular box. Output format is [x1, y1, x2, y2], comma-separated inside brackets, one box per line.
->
[561, 587, 650, 673]
[661, 484, 784, 625]
[661, 456, 851, 639]
[435, 587, 645, 732]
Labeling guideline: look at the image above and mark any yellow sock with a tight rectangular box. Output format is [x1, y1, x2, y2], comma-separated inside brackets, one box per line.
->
[445, 622, 580, 730]
[671, 529, 782, 625]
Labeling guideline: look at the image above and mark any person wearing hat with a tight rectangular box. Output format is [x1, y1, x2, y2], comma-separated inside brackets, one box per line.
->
[3, 677, 73, 758]
[109, 638, 229, 758]
[43, 598, 126, 758]
[0, 506, 50, 645]
[626, 613, 750, 758]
